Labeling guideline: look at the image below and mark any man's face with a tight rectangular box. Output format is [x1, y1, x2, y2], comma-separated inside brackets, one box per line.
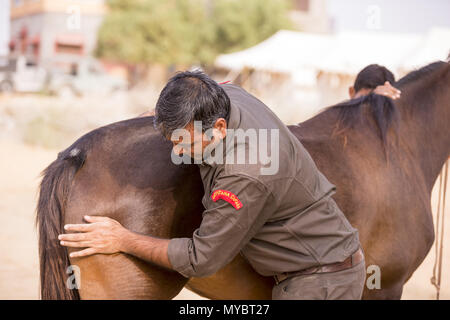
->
[170, 118, 227, 161]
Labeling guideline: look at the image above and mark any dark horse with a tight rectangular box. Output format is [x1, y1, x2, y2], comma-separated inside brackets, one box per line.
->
[37, 61, 450, 299]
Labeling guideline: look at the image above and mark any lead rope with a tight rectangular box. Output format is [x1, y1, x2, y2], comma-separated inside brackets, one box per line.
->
[431, 159, 448, 300]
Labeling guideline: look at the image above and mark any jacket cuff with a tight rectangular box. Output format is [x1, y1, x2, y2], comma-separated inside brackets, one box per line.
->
[167, 238, 194, 278]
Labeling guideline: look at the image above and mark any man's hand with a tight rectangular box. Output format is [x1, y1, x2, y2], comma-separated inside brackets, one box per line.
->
[59, 215, 173, 270]
[138, 109, 155, 117]
[59, 216, 129, 258]
[373, 81, 401, 100]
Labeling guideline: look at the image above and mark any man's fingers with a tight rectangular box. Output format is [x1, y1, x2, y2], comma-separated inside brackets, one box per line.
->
[389, 89, 401, 98]
[385, 81, 401, 97]
[84, 215, 110, 223]
[375, 81, 401, 99]
[63, 215, 113, 231]
[64, 223, 94, 232]
[60, 240, 91, 248]
[69, 248, 98, 258]
[59, 232, 91, 241]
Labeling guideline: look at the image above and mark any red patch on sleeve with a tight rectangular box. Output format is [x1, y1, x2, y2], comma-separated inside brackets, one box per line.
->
[211, 189, 243, 210]
[219, 80, 230, 85]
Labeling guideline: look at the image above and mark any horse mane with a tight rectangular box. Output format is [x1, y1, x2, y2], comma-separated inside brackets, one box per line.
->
[321, 92, 397, 154]
[317, 61, 448, 154]
[396, 61, 447, 87]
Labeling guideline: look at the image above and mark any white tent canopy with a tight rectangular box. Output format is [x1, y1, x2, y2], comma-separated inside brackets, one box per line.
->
[318, 32, 421, 74]
[402, 28, 450, 69]
[215, 28, 450, 84]
[215, 30, 332, 74]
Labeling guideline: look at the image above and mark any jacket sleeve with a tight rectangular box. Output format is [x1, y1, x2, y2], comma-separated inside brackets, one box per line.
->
[167, 174, 277, 278]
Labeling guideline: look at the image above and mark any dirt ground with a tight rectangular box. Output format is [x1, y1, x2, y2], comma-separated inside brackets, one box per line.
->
[0, 138, 448, 300]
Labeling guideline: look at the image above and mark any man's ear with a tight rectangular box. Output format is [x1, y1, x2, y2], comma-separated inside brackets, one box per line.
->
[213, 118, 227, 139]
[349, 86, 356, 99]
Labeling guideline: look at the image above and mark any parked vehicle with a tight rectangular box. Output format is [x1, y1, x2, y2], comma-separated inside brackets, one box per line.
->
[0, 56, 128, 97]
[0, 55, 48, 93]
[48, 58, 128, 97]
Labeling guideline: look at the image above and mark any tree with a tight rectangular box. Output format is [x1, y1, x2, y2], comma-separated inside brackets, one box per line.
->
[95, 0, 292, 66]
[212, 0, 292, 54]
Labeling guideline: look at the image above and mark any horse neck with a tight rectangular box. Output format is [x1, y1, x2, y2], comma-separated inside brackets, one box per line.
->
[396, 66, 450, 192]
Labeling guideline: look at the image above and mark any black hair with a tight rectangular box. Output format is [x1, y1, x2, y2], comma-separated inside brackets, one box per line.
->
[354, 64, 395, 92]
[154, 70, 230, 138]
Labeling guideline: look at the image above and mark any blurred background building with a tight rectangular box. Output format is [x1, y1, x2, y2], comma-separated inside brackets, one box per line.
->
[327, 0, 450, 33]
[8, 0, 106, 72]
[289, 0, 330, 33]
[0, 0, 10, 57]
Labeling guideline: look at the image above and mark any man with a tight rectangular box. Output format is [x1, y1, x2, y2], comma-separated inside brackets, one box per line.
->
[59, 70, 398, 299]
[349, 64, 400, 99]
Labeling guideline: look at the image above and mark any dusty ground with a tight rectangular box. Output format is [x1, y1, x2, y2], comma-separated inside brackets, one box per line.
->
[0, 137, 448, 300]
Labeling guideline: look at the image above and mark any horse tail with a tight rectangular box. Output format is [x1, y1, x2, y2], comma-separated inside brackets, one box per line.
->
[36, 146, 86, 300]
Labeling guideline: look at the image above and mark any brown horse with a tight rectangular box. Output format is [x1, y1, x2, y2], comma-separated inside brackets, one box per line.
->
[36, 61, 450, 300]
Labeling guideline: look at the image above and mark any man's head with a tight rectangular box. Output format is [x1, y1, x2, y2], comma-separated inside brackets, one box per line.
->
[154, 70, 230, 160]
[349, 64, 396, 99]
